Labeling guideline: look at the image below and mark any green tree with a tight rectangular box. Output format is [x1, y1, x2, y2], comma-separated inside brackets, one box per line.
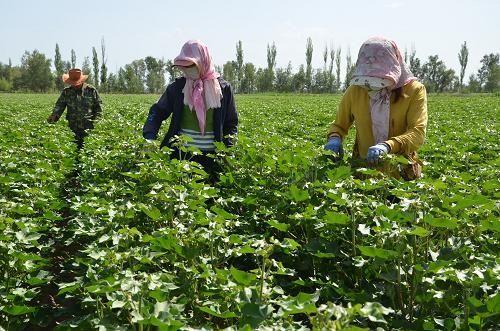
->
[409, 47, 422, 80]
[0, 62, 8, 79]
[165, 59, 181, 83]
[275, 62, 293, 92]
[323, 44, 328, 74]
[313, 68, 329, 93]
[438, 68, 456, 92]
[467, 74, 481, 93]
[116, 67, 127, 92]
[100, 37, 108, 91]
[15, 50, 53, 92]
[0, 76, 11, 91]
[328, 45, 335, 92]
[422, 55, 456, 92]
[70, 49, 76, 68]
[54, 43, 64, 89]
[62, 60, 71, 72]
[8, 58, 12, 81]
[0, 62, 12, 91]
[235, 40, 244, 93]
[265, 42, 277, 91]
[92, 47, 99, 87]
[292, 64, 306, 92]
[106, 72, 117, 93]
[82, 56, 92, 83]
[255, 68, 267, 92]
[458, 41, 469, 92]
[422, 55, 442, 92]
[344, 48, 354, 90]
[144, 56, 166, 93]
[5, 60, 21, 91]
[240, 62, 256, 93]
[124, 59, 146, 93]
[222, 61, 237, 88]
[305, 37, 313, 92]
[478, 53, 500, 92]
[335, 47, 342, 91]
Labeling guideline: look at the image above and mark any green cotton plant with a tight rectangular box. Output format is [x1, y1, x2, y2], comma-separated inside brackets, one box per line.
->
[0, 93, 499, 330]
[311, 301, 395, 330]
[0, 94, 75, 329]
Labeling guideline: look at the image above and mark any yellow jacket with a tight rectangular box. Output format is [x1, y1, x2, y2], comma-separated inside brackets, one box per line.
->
[327, 80, 428, 159]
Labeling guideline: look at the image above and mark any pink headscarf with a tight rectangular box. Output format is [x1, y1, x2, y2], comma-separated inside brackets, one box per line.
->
[351, 37, 416, 144]
[174, 40, 222, 135]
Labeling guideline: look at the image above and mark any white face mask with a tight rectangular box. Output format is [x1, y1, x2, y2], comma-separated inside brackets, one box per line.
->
[182, 66, 200, 80]
[351, 76, 394, 91]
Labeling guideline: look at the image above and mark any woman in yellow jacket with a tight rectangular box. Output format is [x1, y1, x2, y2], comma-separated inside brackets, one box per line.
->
[325, 37, 428, 180]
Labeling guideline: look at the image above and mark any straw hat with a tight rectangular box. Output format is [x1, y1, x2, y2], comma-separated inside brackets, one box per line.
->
[62, 68, 88, 86]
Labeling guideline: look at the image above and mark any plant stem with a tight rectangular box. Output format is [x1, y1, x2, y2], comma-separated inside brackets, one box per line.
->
[395, 258, 404, 313]
[351, 207, 359, 287]
[463, 287, 469, 330]
[259, 254, 266, 303]
[351, 208, 356, 257]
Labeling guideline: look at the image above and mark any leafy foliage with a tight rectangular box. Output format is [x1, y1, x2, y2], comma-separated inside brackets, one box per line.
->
[0, 93, 498, 330]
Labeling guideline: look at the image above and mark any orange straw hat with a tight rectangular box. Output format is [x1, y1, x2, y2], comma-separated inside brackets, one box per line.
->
[62, 68, 88, 86]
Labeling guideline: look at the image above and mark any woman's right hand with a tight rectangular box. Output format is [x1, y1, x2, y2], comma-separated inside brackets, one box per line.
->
[324, 136, 343, 158]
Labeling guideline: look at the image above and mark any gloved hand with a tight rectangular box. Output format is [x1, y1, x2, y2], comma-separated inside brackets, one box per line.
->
[47, 114, 59, 124]
[324, 136, 343, 160]
[366, 143, 390, 165]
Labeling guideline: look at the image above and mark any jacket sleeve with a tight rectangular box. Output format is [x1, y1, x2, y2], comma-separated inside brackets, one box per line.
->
[92, 88, 103, 119]
[326, 87, 354, 140]
[142, 85, 174, 140]
[51, 91, 67, 120]
[222, 84, 238, 147]
[385, 84, 428, 154]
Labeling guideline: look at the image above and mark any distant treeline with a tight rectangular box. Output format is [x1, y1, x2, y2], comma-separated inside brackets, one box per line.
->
[0, 38, 498, 94]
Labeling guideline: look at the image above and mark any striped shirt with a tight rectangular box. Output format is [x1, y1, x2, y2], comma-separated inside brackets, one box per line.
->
[179, 128, 215, 151]
[179, 105, 215, 151]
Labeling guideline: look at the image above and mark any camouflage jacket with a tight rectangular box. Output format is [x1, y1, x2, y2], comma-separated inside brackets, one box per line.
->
[51, 84, 102, 131]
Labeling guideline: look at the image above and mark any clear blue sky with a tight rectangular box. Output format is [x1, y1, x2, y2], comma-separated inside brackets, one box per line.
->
[1, 0, 499, 79]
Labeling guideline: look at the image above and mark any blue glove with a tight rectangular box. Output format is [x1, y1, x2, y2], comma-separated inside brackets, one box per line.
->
[366, 143, 390, 165]
[324, 136, 343, 159]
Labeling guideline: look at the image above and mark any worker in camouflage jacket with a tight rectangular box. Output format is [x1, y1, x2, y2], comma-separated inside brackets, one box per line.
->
[47, 68, 102, 149]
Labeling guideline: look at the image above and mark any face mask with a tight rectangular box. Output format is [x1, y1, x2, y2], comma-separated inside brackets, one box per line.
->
[182, 66, 200, 80]
[351, 76, 394, 91]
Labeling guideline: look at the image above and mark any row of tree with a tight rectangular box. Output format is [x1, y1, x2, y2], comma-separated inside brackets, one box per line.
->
[220, 40, 499, 94]
[0, 39, 498, 94]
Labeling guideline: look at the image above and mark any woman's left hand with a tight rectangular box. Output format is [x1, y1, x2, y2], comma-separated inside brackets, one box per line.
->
[367, 143, 390, 165]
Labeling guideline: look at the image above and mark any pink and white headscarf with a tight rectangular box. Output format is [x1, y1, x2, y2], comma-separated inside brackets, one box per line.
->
[174, 40, 222, 135]
[350, 37, 416, 144]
